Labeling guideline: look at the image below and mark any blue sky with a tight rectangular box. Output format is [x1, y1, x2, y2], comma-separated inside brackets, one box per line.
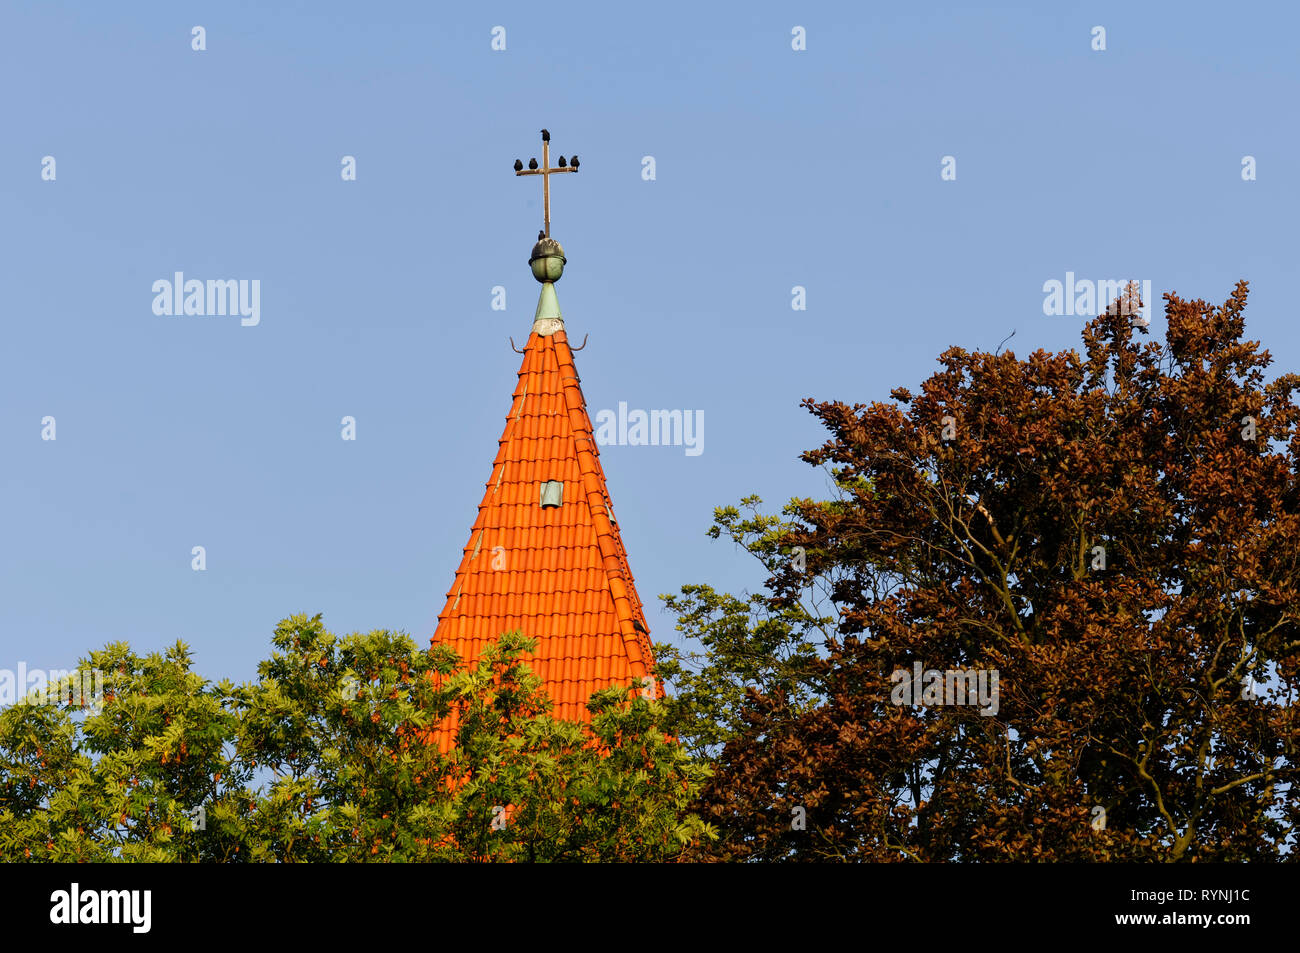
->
[1, 0, 1297, 686]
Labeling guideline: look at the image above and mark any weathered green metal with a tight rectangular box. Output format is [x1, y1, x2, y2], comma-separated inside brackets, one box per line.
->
[529, 236, 566, 282]
[533, 281, 562, 323]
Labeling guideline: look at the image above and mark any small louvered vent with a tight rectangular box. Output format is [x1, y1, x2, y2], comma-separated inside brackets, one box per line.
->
[540, 480, 564, 508]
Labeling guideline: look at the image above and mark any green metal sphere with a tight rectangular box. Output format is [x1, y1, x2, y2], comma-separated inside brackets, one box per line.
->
[529, 237, 566, 282]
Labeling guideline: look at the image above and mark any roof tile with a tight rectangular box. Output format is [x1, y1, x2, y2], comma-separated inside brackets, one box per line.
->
[431, 325, 657, 742]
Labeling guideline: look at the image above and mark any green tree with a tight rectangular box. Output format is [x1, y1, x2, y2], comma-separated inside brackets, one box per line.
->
[0, 615, 713, 862]
[653, 497, 830, 762]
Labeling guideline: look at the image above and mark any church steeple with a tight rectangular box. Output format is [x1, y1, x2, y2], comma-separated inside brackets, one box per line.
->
[430, 133, 656, 741]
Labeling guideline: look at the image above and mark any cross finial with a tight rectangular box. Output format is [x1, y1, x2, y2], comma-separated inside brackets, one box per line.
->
[513, 129, 579, 238]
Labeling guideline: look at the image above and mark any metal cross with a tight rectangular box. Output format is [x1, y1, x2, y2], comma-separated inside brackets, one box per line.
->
[514, 129, 578, 238]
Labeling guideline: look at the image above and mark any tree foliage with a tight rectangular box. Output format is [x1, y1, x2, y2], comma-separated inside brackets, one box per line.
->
[0, 616, 713, 862]
[667, 283, 1300, 861]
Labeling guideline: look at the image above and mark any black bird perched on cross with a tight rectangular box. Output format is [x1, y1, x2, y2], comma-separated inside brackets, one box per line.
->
[512, 129, 580, 239]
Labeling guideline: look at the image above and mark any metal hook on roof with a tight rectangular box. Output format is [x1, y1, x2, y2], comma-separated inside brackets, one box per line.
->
[509, 336, 525, 353]
[571, 333, 588, 351]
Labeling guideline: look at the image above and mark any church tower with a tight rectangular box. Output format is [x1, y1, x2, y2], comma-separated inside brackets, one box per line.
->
[430, 131, 657, 744]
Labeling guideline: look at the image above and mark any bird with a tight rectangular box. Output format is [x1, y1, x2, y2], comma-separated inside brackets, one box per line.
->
[537, 230, 545, 241]
[528, 157, 538, 170]
[541, 129, 550, 142]
[570, 155, 579, 170]
[557, 156, 566, 167]
[513, 159, 523, 172]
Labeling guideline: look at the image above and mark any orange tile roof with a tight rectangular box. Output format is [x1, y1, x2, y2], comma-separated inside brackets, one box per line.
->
[431, 319, 657, 738]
